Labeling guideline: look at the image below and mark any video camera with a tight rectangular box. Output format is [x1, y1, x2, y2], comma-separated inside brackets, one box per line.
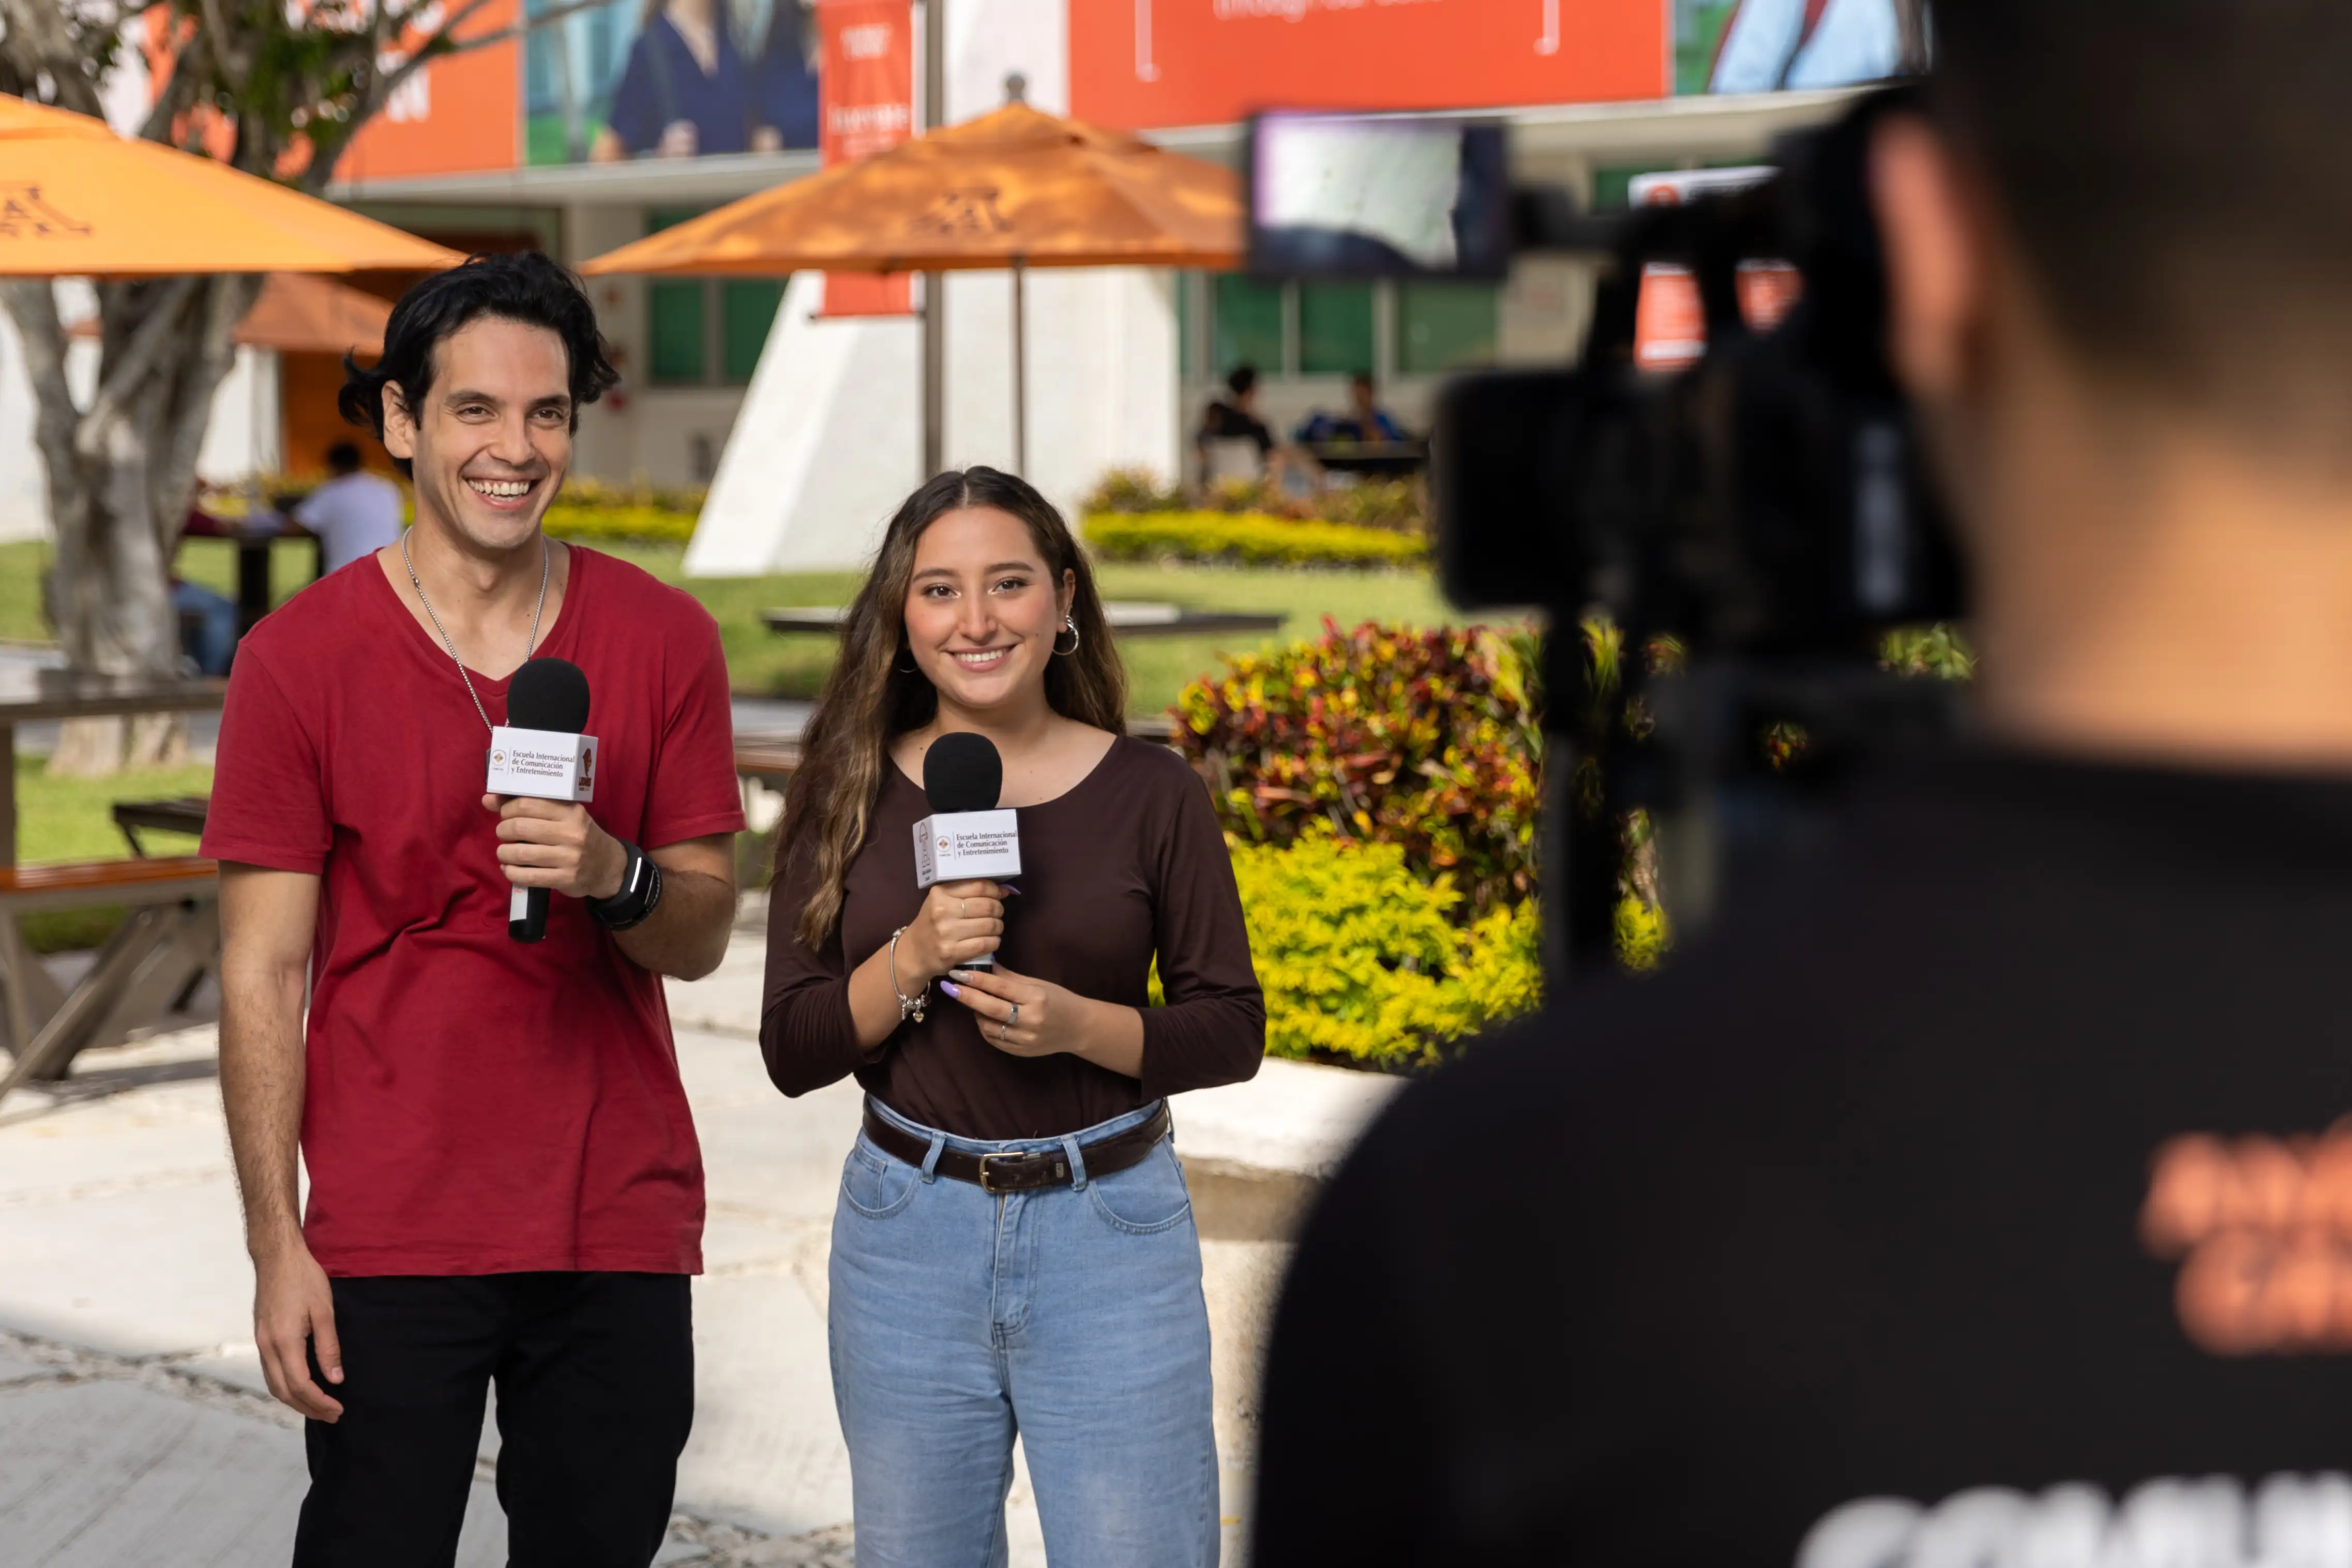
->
[1246, 88, 1967, 977]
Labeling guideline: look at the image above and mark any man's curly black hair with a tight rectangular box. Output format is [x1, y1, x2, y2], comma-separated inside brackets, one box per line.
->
[339, 252, 620, 478]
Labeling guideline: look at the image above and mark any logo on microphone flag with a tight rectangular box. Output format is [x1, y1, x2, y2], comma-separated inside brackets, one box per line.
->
[485, 726, 598, 803]
[914, 810, 1021, 888]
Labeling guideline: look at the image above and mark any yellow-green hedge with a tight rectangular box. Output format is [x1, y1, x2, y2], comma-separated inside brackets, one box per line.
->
[1084, 510, 1426, 569]
[541, 504, 698, 545]
[1231, 828, 1541, 1070]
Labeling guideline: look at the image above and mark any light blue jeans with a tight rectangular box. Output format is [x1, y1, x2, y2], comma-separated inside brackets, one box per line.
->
[828, 1097, 1218, 1567]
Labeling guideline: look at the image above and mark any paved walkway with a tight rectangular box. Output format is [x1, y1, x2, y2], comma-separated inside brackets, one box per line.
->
[0, 920, 1397, 1564]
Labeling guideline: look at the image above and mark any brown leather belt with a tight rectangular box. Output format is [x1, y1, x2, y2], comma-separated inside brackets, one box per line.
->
[861, 1102, 1173, 1195]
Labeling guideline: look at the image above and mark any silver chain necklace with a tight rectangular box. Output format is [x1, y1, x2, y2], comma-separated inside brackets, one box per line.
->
[399, 529, 550, 734]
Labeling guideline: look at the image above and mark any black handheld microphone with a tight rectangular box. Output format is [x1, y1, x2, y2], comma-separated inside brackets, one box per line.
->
[503, 657, 592, 944]
[920, 732, 1014, 971]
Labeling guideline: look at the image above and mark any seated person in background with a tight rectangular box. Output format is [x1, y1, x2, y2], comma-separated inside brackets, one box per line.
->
[1196, 364, 1277, 483]
[173, 576, 237, 677]
[279, 442, 405, 575]
[1296, 372, 1408, 446]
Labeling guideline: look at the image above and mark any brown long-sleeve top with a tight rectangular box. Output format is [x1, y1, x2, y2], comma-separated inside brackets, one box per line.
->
[760, 736, 1266, 1140]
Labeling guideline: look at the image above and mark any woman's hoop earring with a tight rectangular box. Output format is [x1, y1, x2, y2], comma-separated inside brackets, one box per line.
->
[896, 649, 921, 675]
[1052, 616, 1081, 657]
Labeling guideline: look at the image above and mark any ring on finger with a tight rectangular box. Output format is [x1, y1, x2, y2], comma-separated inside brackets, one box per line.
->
[996, 1020, 1011, 1044]
[1006, 1003, 1020, 1028]
[959, 897, 967, 917]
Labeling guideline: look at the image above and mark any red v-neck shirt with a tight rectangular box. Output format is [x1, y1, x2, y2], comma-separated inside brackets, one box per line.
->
[202, 546, 746, 1277]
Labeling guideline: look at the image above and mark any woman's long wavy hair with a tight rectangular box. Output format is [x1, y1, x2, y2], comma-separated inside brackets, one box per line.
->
[780, 468, 1127, 948]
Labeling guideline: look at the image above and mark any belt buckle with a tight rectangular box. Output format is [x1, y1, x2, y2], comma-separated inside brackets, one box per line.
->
[978, 1152, 1021, 1194]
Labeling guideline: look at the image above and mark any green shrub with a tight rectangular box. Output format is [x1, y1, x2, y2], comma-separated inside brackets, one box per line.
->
[1082, 465, 1429, 533]
[1082, 466, 1190, 515]
[1881, 623, 1976, 680]
[1176, 620, 1542, 917]
[559, 477, 708, 515]
[1084, 511, 1426, 569]
[542, 504, 698, 545]
[1317, 478, 1423, 534]
[1232, 830, 1541, 1070]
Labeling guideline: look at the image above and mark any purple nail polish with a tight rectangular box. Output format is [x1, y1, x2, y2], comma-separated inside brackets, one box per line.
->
[940, 981, 961, 998]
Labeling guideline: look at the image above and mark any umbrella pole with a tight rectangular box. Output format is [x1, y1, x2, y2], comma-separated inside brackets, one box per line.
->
[1012, 257, 1027, 476]
[924, 273, 944, 477]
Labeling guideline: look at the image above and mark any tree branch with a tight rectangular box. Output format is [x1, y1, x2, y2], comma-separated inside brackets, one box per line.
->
[362, 0, 505, 111]
[149, 275, 259, 552]
[0, 0, 109, 118]
[137, 33, 207, 148]
[194, 0, 255, 99]
[77, 278, 202, 460]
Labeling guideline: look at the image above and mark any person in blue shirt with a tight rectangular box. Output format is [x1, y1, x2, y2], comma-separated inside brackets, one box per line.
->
[592, 0, 758, 161]
[1706, 0, 1924, 95]
[752, 0, 819, 152]
[1296, 373, 1408, 446]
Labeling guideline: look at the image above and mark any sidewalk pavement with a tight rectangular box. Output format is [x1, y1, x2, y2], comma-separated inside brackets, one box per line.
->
[0, 921, 1399, 1565]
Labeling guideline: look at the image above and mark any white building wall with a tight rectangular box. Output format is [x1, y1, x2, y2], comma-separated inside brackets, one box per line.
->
[682, 0, 1176, 575]
[0, 307, 51, 542]
[687, 273, 924, 574]
[196, 348, 282, 485]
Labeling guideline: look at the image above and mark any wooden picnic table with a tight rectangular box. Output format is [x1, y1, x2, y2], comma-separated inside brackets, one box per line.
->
[0, 668, 229, 1103]
[180, 504, 321, 638]
[0, 667, 228, 870]
[761, 602, 1286, 639]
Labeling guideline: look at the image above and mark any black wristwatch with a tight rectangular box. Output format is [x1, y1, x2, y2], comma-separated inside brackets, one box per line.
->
[589, 839, 664, 931]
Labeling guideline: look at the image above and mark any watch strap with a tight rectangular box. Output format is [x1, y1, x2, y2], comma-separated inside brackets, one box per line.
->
[589, 840, 662, 930]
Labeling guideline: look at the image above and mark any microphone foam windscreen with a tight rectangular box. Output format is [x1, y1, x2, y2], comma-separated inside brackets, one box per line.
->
[924, 731, 1003, 813]
[507, 657, 591, 734]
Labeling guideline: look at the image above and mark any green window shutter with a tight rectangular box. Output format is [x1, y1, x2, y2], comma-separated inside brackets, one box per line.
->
[1589, 165, 1649, 213]
[1298, 282, 1376, 376]
[1397, 281, 1498, 375]
[648, 280, 708, 386]
[1674, 1, 1740, 95]
[1211, 274, 1285, 380]
[720, 279, 786, 384]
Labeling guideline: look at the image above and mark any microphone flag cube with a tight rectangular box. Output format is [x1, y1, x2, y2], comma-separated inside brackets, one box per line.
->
[486, 726, 599, 803]
[913, 810, 1021, 888]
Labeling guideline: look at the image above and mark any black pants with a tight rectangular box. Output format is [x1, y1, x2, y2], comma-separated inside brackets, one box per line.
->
[292, 1272, 693, 1568]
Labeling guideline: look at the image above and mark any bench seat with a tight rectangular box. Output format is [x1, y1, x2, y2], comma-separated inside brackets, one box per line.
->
[0, 856, 219, 915]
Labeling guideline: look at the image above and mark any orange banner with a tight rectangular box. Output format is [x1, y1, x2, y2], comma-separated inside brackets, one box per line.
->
[1071, 0, 1668, 131]
[819, 0, 914, 316]
[337, 0, 521, 183]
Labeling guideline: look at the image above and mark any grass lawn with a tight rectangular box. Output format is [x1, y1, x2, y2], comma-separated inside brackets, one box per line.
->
[0, 537, 1469, 947]
[12, 753, 214, 952]
[0, 537, 319, 644]
[590, 541, 1465, 715]
[0, 539, 1469, 717]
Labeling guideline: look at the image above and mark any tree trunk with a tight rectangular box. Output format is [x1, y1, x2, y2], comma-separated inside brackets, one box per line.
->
[2, 274, 259, 776]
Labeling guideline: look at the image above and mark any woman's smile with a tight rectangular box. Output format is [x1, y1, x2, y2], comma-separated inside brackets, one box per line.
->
[947, 646, 1013, 671]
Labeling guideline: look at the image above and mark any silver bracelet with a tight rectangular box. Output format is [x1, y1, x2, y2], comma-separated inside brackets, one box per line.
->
[887, 927, 928, 1024]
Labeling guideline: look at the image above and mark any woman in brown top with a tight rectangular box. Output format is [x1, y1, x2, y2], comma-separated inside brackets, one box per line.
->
[761, 467, 1264, 1565]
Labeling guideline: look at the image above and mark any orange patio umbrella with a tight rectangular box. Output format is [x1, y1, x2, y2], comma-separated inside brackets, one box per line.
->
[0, 94, 460, 275]
[71, 272, 394, 354]
[579, 95, 1242, 472]
[232, 273, 395, 354]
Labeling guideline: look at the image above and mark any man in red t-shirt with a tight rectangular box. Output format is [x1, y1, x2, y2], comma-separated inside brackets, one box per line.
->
[203, 253, 746, 1567]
